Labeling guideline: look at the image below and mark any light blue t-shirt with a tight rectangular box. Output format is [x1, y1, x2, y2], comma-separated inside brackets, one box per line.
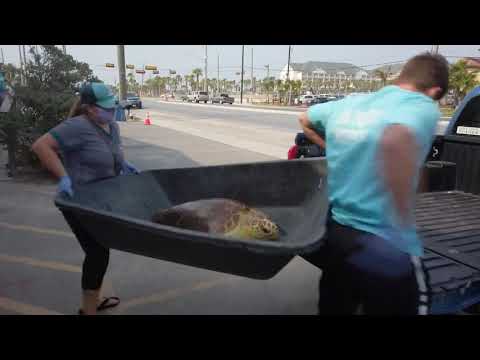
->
[308, 86, 440, 256]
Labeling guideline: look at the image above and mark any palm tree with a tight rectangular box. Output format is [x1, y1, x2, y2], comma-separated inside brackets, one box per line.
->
[185, 74, 195, 92]
[262, 76, 275, 103]
[449, 60, 479, 107]
[127, 72, 139, 93]
[192, 68, 202, 91]
[374, 68, 390, 87]
[175, 75, 182, 92]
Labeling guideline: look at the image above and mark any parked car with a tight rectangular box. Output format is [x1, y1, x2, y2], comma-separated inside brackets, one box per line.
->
[299, 94, 315, 105]
[211, 93, 234, 104]
[187, 91, 209, 103]
[126, 92, 142, 109]
[309, 96, 330, 106]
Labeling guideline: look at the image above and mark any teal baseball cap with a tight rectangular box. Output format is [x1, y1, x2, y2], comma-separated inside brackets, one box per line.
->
[80, 82, 116, 109]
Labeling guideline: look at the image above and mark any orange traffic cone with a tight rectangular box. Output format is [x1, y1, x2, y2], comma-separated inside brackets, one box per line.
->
[144, 112, 151, 125]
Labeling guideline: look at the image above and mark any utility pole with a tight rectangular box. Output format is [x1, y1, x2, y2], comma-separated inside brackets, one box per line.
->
[432, 45, 440, 54]
[251, 47, 254, 93]
[265, 64, 270, 103]
[217, 53, 220, 94]
[240, 45, 244, 104]
[141, 65, 144, 97]
[22, 45, 27, 66]
[116, 45, 127, 102]
[62, 45, 67, 54]
[18, 45, 24, 85]
[0, 48, 4, 64]
[204, 45, 208, 92]
[287, 45, 292, 105]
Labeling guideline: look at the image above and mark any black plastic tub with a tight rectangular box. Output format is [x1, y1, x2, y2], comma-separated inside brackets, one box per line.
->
[54, 158, 329, 279]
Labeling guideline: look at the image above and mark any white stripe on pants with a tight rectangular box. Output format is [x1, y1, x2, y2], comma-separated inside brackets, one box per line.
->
[411, 255, 429, 315]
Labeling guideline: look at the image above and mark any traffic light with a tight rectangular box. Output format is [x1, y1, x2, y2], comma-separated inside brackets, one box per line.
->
[136, 69, 146, 74]
[126, 64, 134, 69]
[105, 63, 115, 68]
[144, 65, 157, 71]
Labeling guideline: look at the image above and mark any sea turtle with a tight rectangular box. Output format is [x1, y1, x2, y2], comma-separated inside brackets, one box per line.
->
[152, 198, 279, 241]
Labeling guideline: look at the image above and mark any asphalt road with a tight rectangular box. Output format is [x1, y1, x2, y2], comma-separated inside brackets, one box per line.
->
[140, 99, 451, 145]
[142, 99, 302, 132]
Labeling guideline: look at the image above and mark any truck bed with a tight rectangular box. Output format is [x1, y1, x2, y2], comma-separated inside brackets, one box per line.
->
[417, 191, 480, 314]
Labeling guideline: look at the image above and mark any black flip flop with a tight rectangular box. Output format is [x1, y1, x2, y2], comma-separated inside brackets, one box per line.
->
[97, 296, 120, 312]
[77, 296, 121, 315]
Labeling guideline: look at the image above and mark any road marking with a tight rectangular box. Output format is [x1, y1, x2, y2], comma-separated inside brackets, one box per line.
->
[116, 276, 239, 313]
[0, 296, 64, 315]
[0, 252, 116, 308]
[0, 253, 81, 273]
[0, 199, 58, 213]
[0, 222, 75, 238]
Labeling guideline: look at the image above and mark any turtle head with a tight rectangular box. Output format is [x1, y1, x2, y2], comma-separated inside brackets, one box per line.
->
[250, 218, 280, 241]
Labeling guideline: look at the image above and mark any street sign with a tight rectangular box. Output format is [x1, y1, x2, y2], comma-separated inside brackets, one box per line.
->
[145, 65, 157, 71]
[136, 70, 146, 74]
[126, 64, 134, 69]
[105, 63, 115, 68]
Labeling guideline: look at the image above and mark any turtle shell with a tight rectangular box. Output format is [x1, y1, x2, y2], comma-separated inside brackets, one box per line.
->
[152, 198, 279, 241]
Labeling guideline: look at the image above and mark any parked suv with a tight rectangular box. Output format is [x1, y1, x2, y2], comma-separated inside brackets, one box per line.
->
[188, 91, 209, 103]
[299, 94, 315, 105]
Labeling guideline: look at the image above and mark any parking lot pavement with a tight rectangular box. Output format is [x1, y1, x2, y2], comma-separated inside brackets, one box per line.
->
[0, 122, 321, 315]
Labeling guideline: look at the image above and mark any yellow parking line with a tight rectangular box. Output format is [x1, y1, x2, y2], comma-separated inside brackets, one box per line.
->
[0, 253, 81, 273]
[0, 252, 116, 309]
[116, 277, 238, 313]
[0, 222, 74, 238]
[0, 296, 64, 315]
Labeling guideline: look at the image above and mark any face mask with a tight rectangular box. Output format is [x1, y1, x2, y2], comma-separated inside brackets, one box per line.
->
[95, 106, 115, 124]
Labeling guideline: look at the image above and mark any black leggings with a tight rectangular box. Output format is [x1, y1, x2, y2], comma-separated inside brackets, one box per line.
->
[62, 211, 110, 291]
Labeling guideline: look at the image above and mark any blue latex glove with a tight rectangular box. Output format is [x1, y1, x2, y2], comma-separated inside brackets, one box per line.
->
[58, 175, 74, 197]
[121, 160, 140, 175]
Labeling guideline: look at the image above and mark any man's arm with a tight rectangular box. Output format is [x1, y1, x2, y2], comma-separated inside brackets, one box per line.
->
[379, 124, 418, 227]
[298, 112, 326, 149]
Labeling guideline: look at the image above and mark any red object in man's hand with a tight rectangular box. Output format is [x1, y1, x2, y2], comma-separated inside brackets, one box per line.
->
[287, 145, 299, 160]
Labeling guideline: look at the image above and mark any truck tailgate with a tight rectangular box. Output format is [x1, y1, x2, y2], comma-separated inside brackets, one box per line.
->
[417, 191, 480, 313]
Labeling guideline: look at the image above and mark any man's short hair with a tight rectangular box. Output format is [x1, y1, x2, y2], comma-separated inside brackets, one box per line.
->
[395, 52, 449, 100]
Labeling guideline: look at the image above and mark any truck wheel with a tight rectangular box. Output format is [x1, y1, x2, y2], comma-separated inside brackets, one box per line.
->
[464, 302, 480, 314]
[196, 100, 199, 103]
[204, 101, 207, 104]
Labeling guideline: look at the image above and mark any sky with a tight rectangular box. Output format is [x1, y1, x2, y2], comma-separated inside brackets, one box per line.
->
[1, 45, 479, 85]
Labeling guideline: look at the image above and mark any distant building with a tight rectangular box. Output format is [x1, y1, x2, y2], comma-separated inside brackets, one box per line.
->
[371, 63, 405, 81]
[279, 61, 373, 82]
